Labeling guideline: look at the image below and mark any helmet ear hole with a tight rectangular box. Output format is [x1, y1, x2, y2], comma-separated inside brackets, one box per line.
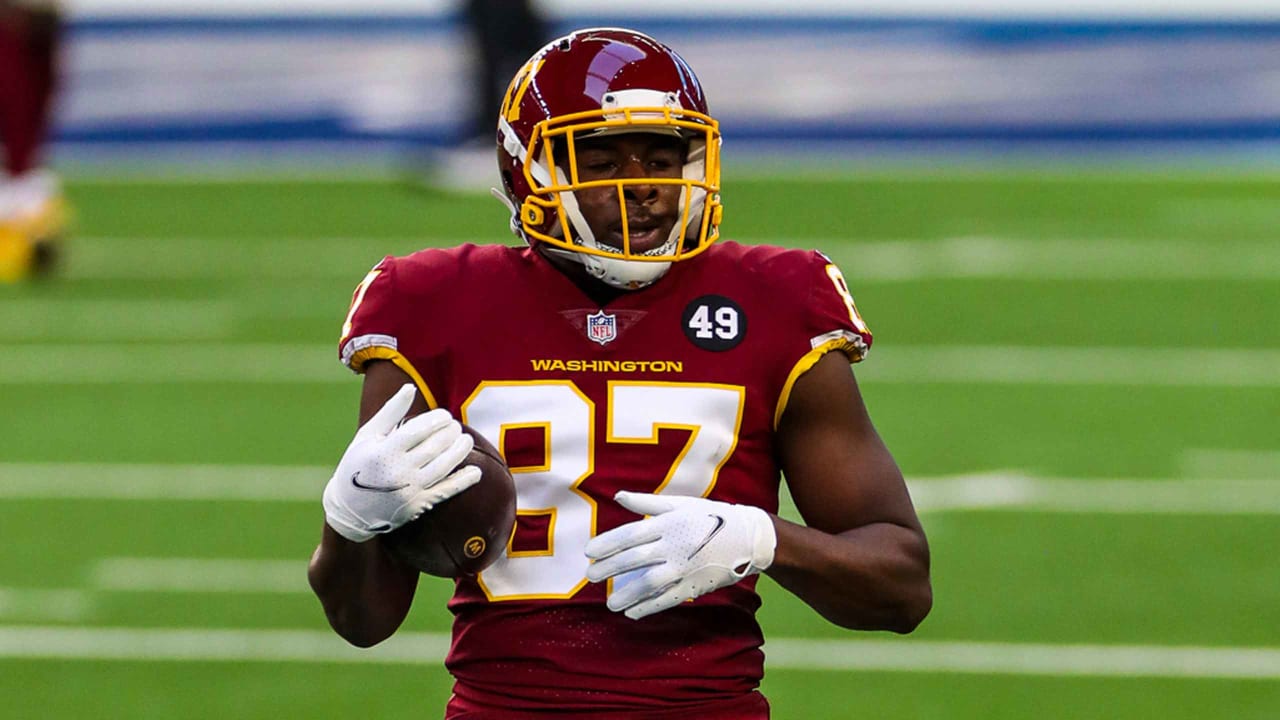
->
[522, 202, 546, 226]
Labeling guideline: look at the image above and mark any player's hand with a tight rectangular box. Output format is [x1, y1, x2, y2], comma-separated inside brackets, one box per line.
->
[322, 384, 481, 543]
[584, 491, 777, 620]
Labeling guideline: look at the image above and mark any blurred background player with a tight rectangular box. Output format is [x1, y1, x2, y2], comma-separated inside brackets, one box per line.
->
[0, 0, 66, 282]
[463, 0, 547, 147]
[431, 0, 549, 191]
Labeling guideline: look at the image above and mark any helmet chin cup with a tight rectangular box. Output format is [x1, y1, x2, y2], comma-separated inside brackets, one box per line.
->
[584, 254, 672, 290]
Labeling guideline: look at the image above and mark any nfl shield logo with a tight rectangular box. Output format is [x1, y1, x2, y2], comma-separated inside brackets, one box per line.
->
[586, 310, 617, 345]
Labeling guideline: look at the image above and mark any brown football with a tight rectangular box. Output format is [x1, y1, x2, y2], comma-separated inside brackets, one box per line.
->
[382, 424, 516, 578]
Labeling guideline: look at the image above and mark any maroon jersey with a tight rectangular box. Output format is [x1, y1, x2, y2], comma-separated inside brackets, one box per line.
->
[338, 241, 871, 718]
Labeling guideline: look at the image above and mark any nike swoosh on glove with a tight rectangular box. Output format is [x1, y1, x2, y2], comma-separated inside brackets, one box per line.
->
[322, 384, 481, 543]
[584, 491, 777, 620]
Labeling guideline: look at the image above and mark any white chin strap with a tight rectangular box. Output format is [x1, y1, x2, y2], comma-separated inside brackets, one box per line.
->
[586, 254, 673, 290]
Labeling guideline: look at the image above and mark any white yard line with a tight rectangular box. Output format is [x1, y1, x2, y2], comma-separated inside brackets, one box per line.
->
[1, 463, 1275, 515]
[1181, 449, 1280, 480]
[90, 558, 306, 594]
[0, 625, 1276, 679]
[1, 343, 1277, 386]
[62, 236, 1280, 281]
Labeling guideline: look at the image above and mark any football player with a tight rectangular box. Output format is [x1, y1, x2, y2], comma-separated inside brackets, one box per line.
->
[0, 0, 66, 282]
[309, 28, 932, 719]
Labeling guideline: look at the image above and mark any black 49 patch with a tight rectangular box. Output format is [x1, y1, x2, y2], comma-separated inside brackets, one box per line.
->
[682, 295, 746, 351]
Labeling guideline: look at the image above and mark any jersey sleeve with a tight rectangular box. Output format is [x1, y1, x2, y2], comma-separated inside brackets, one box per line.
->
[337, 255, 400, 373]
[770, 249, 874, 428]
[335, 255, 444, 408]
[801, 249, 873, 362]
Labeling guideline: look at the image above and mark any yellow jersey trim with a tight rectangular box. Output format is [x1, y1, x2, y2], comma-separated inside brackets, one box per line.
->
[773, 337, 861, 430]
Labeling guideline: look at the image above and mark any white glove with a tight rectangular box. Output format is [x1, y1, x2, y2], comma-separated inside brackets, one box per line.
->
[584, 491, 777, 620]
[322, 384, 481, 543]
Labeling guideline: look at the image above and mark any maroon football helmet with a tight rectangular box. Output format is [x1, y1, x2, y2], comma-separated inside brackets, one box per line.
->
[495, 28, 723, 289]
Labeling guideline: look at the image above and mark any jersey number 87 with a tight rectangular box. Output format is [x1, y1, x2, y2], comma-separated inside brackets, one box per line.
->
[461, 381, 745, 601]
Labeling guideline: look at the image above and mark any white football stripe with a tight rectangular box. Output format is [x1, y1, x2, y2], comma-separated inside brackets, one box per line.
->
[0, 625, 1277, 678]
[2, 343, 1277, 386]
[0, 463, 325, 501]
[2, 463, 1277, 515]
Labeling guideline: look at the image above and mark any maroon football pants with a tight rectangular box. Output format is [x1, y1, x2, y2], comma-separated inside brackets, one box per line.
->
[0, 9, 59, 177]
[446, 690, 771, 719]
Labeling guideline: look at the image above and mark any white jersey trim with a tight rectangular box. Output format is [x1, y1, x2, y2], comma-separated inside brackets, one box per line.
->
[809, 328, 870, 361]
[340, 333, 398, 371]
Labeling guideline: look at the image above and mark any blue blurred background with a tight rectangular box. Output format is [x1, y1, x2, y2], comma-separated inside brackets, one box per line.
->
[57, 0, 1280, 171]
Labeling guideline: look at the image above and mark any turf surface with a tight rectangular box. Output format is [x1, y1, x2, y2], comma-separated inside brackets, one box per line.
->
[1, 171, 1277, 718]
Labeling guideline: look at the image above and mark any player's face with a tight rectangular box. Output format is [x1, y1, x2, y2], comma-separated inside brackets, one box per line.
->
[565, 133, 686, 255]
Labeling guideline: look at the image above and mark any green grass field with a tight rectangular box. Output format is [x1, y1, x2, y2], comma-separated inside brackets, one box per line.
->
[1, 171, 1278, 719]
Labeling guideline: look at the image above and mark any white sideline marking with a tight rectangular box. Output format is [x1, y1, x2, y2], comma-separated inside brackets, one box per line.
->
[2, 464, 1276, 515]
[2, 343, 1277, 386]
[90, 558, 306, 594]
[63, 236, 1280, 281]
[0, 589, 93, 622]
[1182, 449, 1280, 480]
[0, 625, 1276, 679]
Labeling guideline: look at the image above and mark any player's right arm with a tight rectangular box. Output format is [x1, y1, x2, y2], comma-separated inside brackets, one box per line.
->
[308, 360, 471, 647]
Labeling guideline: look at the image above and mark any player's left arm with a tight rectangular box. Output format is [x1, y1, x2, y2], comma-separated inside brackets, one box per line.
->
[584, 352, 931, 628]
[585, 251, 928, 626]
[768, 350, 931, 632]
